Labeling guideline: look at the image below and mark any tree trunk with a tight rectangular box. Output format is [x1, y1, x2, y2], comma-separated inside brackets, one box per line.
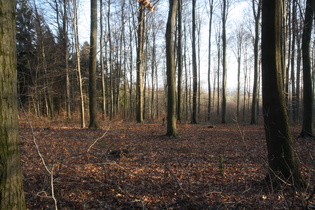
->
[300, 0, 314, 138]
[166, 0, 178, 137]
[177, 0, 183, 123]
[250, 0, 261, 125]
[64, 0, 71, 118]
[89, 0, 99, 128]
[0, 1, 26, 208]
[208, 0, 214, 121]
[73, 0, 85, 128]
[261, 0, 305, 187]
[108, 0, 114, 120]
[191, 0, 198, 124]
[100, 0, 106, 120]
[290, 0, 297, 124]
[221, 0, 227, 124]
[136, 3, 144, 123]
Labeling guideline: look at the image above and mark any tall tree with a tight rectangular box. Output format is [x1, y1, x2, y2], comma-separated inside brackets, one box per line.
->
[207, 0, 214, 121]
[290, 0, 297, 123]
[0, 0, 26, 208]
[64, 0, 71, 118]
[73, 0, 85, 128]
[166, 0, 178, 137]
[100, 0, 106, 119]
[261, 0, 305, 186]
[300, 0, 314, 137]
[89, 0, 99, 128]
[221, 0, 229, 124]
[177, 0, 183, 122]
[250, 0, 261, 124]
[136, 2, 145, 123]
[191, 0, 198, 124]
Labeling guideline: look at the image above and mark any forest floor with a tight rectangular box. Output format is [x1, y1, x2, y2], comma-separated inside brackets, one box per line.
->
[19, 117, 315, 209]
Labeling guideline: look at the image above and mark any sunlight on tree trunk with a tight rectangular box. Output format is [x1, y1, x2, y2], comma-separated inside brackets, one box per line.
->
[89, 0, 99, 128]
[0, 0, 26, 208]
[166, 0, 178, 137]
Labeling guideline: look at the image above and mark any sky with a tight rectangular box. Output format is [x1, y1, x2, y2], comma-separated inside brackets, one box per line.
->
[73, 0, 252, 91]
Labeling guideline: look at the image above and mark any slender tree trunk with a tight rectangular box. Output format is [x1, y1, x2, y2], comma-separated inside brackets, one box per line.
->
[136, 3, 144, 123]
[100, 0, 106, 119]
[216, 30, 221, 116]
[64, 0, 71, 118]
[300, 0, 314, 137]
[191, 0, 198, 124]
[89, 0, 99, 128]
[0, 1, 26, 208]
[177, 0, 183, 122]
[250, 0, 261, 124]
[290, 0, 297, 124]
[261, 0, 305, 187]
[73, 0, 85, 128]
[221, 0, 228, 124]
[208, 0, 214, 121]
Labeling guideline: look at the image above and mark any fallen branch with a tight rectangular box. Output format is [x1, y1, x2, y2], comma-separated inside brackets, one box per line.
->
[87, 124, 111, 153]
[19, 98, 58, 210]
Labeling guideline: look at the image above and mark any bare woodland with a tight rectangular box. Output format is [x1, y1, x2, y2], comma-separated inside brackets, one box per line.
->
[0, 0, 314, 208]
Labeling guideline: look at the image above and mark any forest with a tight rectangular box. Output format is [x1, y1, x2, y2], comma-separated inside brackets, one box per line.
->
[0, 0, 315, 209]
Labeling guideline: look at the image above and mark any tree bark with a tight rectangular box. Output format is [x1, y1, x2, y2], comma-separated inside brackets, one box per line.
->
[221, 0, 227, 124]
[207, 0, 214, 121]
[89, 0, 99, 128]
[191, 0, 198, 124]
[166, 0, 178, 137]
[250, 0, 261, 125]
[261, 0, 305, 187]
[0, 0, 26, 208]
[100, 0, 106, 120]
[73, 0, 85, 128]
[177, 0, 183, 123]
[300, 0, 314, 137]
[136, 3, 145, 123]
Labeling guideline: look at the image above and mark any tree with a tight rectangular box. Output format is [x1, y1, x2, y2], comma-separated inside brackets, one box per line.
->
[136, 2, 145, 123]
[89, 0, 99, 128]
[207, 0, 214, 121]
[191, 0, 198, 124]
[73, 0, 85, 128]
[0, 0, 26, 208]
[261, 0, 305, 187]
[221, 0, 228, 124]
[250, 0, 261, 124]
[177, 0, 183, 122]
[100, 0, 106, 120]
[166, 0, 178, 137]
[300, 0, 314, 138]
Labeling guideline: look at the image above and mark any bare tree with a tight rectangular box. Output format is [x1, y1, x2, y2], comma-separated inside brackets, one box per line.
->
[207, 0, 214, 121]
[191, 0, 198, 123]
[136, 2, 145, 123]
[73, 0, 85, 128]
[89, 0, 99, 128]
[250, 0, 261, 124]
[177, 0, 183, 122]
[221, 0, 231, 124]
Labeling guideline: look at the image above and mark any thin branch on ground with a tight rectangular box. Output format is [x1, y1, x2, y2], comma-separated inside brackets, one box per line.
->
[87, 123, 111, 153]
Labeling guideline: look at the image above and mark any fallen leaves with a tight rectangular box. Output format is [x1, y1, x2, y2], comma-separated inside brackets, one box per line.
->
[19, 118, 315, 209]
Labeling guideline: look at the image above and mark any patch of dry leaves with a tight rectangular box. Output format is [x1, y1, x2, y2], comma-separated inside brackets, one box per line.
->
[19, 118, 315, 209]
